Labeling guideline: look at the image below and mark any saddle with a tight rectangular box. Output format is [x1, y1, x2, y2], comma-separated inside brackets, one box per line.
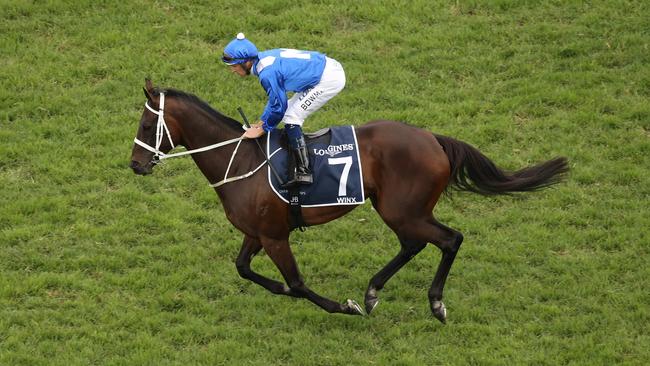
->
[306, 127, 332, 141]
[276, 127, 332, 150]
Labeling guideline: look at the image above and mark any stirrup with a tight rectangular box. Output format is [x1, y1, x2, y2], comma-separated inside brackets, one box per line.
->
[294, 172, 313, 185]
[283, 172, 312, 187]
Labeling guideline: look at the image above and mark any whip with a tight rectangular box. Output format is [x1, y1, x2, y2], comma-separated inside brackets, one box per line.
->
[237, 107, 285, 186]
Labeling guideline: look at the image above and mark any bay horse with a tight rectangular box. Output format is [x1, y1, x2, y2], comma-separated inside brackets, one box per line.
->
[130, 79, 568, 322]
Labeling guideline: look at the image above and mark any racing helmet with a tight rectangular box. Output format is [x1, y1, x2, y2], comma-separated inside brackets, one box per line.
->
[222, 33, 258, 65]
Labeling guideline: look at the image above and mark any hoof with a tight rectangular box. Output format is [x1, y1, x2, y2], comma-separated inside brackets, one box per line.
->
[364, 288, 379, 314]
[431, 300, 447, 323]
[344, 299, 366, 316]
[282, 284, 291, 295]
[365, 297, 379, 315]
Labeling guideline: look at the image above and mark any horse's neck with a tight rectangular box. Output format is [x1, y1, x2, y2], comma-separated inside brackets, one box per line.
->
[175, 104, 255, 184]
[178, 105, 240, 147]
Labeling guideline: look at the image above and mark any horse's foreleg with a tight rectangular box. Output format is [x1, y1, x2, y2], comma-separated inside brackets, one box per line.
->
[365, 239, 426, 314]
[235, 235, 299, 297]
[426, 219, 464, 323]
[260, 236, 365, 316]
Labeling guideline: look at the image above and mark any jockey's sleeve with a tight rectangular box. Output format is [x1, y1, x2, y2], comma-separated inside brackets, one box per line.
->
[259, 75, 287, 132]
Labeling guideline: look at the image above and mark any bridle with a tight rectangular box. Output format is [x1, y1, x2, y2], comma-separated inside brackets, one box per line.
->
[134, 92, 176, 161]
[134, 92, 244, 160]
[133, 91, 280, 187]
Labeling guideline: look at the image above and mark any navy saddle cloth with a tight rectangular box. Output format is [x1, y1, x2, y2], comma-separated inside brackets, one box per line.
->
[266, 125, 365, 207]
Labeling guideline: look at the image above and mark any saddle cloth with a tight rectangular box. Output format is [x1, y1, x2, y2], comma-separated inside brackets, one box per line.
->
[266, 125, 365, 207]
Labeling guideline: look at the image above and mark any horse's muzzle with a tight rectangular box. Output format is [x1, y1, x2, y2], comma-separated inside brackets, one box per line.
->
[130, 160, 153, 175]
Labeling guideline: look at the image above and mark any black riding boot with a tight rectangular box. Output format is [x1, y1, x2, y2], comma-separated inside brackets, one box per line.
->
[285, 136, 313, 186]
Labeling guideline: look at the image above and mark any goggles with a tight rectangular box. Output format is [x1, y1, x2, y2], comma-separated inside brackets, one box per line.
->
[222, 54, 248, 65]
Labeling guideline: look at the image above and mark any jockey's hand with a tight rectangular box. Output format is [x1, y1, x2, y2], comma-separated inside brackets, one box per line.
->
[242, 125, 266, 139]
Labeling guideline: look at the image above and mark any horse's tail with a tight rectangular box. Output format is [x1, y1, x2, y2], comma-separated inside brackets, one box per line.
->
[434, 134, 569, 195]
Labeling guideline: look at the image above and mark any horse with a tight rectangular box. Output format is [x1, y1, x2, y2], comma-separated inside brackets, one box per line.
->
[130, 79, 569, 322]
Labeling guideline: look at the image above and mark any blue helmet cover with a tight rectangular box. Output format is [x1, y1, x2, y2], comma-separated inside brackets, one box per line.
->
[222, 33, 258, 65]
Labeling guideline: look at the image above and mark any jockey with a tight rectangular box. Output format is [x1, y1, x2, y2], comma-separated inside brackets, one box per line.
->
[222, 32, 346, 186]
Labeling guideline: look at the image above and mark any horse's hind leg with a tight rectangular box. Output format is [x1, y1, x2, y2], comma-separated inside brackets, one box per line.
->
[260, 236, 365, 316]
[365, 238, 426, 314]
[235, 235, 299, 297]
[368, 212, 463, 322]
[425, 219, 463, 323]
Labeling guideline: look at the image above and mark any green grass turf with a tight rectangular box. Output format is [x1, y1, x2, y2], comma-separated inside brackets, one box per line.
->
[1, 1, 649, 365]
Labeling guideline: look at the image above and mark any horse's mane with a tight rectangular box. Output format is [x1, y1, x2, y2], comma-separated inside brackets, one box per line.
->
[153, 87, 243, 131]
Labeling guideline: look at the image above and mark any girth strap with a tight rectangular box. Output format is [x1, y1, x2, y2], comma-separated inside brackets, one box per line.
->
[288, 186, 306, 232]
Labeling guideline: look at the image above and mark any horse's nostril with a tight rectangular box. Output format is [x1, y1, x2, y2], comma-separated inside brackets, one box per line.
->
[130, 160, 152, 175]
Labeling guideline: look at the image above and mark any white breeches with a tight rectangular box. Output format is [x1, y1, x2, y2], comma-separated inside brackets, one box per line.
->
[281, 57, 346, 126]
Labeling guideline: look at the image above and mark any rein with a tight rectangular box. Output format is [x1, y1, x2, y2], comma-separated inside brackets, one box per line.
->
[134, 92, 275, 187]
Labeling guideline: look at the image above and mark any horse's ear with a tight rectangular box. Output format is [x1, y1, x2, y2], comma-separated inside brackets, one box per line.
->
[143, 87, 153, 102]
[145, 78, 154, 92]
[142, 78, 153, 101]
[143, 78, 154, 102]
